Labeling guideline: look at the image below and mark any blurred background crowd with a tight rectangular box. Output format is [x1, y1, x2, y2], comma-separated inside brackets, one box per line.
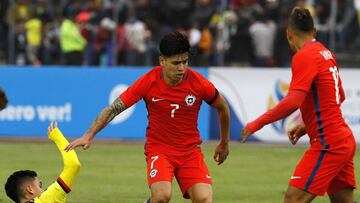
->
[1, 0, 360, 67]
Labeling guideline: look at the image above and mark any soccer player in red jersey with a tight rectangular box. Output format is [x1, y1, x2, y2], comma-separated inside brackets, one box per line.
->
[241, 7, 356, 203]
[65, 31, 230, 203]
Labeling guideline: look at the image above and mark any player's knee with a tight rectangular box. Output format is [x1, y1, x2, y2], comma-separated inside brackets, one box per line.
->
[192, 194, 212, 203]
[151, 193, 171, 203]
[284, 191, 310, 203]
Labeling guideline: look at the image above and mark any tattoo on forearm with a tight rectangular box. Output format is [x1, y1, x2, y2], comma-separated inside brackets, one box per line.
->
[108, 98, 127, 121]
[88, 98, 127, 133]
[111, 98, 127, 115]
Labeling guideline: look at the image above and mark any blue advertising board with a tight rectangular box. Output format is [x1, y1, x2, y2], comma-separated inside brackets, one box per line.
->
[0, 66, 210, 140]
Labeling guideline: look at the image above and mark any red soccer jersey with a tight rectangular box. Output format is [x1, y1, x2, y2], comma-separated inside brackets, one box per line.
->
[120, 66, 219, 155]
[289, 39, 352, 145]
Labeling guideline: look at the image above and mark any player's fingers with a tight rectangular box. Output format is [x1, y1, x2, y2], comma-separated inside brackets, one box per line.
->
[241, 135, 247, 143]
[213, 152, 219, 161]
[217, 155, 226, 165]
[293, 136, 300, 145]
[221, 155, 228, 164]
[288, 134, 295, 143]
[290, 134, 299, 145]
[64, 145, 70, 152]
[64, 143, 73, 151]
[65, 141, 78, 151]
[215, 151, 227, 165]
[83, 143, 90, 150]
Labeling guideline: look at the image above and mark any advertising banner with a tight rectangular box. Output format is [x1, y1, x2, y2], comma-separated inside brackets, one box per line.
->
[209, 68, 360, 143]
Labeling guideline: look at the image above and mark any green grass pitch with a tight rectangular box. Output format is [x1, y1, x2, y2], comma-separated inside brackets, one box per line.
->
[0, 141, 359, 203]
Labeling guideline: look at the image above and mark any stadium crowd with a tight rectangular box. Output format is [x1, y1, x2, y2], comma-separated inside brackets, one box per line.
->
[0, 0, 360, 67]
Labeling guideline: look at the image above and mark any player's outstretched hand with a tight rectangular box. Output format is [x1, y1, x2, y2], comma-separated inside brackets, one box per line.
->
[240, 127, 251, 143]
[65, 134, 92, 152]
[48, 121, 58, 140]
[287, 123, 306, 145]
[213, 142, 229, 165]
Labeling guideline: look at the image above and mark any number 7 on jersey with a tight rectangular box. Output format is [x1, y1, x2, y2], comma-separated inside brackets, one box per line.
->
[170, 104, 179, 118]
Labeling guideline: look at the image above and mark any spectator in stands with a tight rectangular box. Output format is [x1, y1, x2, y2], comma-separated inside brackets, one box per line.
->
[93, 18, 116, 66]
[134, 0, 159, 38]
[192, 0, 216, 29]
[249, 12, 276, 67]
[0, 0, 10, 63]
[32, 0, 53, 24]
[14, 20, 27, 65]
[25, 13, 42, 67]
[15, 0, 32, 22]
[60, 11, 86, 66]
[76, 11, 94, 66]
[124, 14, 149, 66]
[313, 0, 331, 46]
[211, 10, 238, 66]
[43, 15, 62, 65]
[190, 0, 216, 66]
[134, 0, 159, 65]
[156, 0, 195, 41]
[188, 23, 202, 66]
[273, 2, 292, 67]
[335, 0, 359, 51]
[4, 0, 360, 67]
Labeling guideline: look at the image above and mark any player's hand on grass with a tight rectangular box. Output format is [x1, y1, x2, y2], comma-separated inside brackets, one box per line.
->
[213, 142, 229, 165]
[287, 123, 306, 145]
[65, 134, 92, 152]
[241, 127, 251, 143]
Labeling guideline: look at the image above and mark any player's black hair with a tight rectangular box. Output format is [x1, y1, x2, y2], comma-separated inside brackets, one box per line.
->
[288, 7, 314, 33]
[5, 170, 38, 203]
[0, 88, 8, 111]
[159, 31, 191, 57]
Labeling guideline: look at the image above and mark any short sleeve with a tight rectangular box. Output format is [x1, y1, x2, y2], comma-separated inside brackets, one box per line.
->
[289, 53, 318, 93]
[199, 75, 219, 105]
[120, 74, 150, 108]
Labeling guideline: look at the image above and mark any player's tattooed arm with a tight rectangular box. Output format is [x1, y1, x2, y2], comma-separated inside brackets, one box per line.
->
[86, 98, 127, 135]
[107, 97, 127, 122]
[65, 98, 127, 151]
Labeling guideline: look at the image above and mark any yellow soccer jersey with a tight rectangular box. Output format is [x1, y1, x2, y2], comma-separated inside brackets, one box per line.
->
[34, 180, 69, 203]
[33, 127, 80, 203]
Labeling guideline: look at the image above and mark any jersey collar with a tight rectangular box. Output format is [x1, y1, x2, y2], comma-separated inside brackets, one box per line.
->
[303, 38, 316, 48]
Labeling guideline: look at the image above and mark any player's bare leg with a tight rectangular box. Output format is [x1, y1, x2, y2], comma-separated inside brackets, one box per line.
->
[329, 186, 354, 203]
[284, 186, 316, 203]
[150, 181, 172, 203]
[188, 183, 212, 203]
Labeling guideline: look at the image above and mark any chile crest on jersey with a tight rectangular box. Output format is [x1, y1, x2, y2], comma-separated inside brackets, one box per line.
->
[185, 94, 196, 106]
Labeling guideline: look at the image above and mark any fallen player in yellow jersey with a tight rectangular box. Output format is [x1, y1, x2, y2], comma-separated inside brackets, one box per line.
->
[5, 122, 81, 203]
